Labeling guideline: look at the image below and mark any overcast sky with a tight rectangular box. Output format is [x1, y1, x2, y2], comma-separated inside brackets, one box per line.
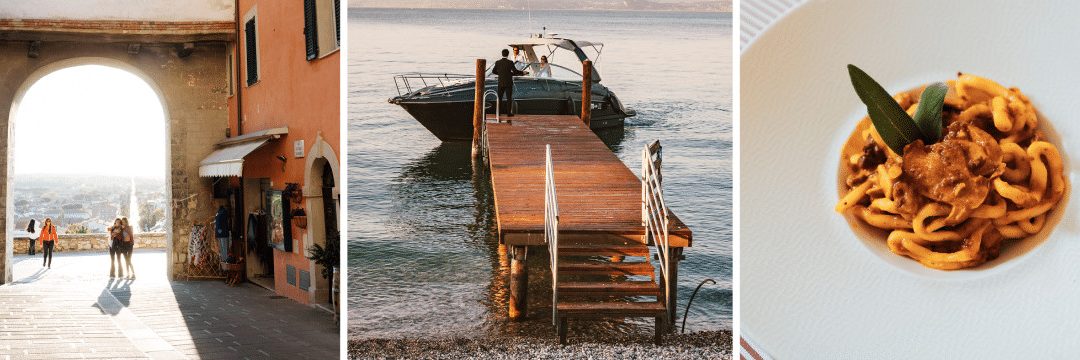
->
[13, 65, 166, 178]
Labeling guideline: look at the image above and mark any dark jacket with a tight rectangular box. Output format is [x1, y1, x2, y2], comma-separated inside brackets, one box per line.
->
[492, 58, 524, 86]
[214, 206, 230, 238]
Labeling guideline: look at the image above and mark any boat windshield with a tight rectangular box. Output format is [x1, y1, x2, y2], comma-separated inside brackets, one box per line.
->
[506, 62, 582, 80]
[509, 37, 603, 82]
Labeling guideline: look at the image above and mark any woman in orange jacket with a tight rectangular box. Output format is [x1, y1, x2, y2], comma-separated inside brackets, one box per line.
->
[39, 217, 57, 268]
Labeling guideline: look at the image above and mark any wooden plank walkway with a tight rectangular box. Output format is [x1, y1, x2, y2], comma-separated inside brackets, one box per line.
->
[484, 114, 692, 247]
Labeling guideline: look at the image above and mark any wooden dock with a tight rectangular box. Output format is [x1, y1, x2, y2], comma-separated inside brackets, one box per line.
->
[470, 59, 692, 344]
[485, 114, 691, 247]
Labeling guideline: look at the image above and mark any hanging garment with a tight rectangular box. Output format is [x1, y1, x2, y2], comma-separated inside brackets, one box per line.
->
[254, 213, 272, 269]
[247, 213, 258, 252]
[189, 224, 207, 266]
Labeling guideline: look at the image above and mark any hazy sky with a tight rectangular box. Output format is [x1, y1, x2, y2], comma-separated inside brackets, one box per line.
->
[13, 65, 166, 177]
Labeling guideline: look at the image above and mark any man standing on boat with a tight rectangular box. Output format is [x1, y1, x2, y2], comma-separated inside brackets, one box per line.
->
[493, 49, 526, 117]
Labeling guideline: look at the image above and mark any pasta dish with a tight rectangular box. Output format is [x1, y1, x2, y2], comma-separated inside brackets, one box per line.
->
[837, 74, 1067, 270]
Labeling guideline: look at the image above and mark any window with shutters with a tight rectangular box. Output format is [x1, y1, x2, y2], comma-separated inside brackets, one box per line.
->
[304, 0, 339, 60]
[303, 0, 318, 60]
[243, 9, 260, 86]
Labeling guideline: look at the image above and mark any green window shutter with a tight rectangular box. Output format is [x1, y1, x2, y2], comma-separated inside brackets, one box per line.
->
[304, 0, 319, 60]
[334, 0, 340, 43]
[245, 18, 258, 85]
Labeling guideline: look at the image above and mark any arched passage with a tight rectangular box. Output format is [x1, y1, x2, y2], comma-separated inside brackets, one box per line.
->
[0, 41, 230, 283]
[8, 59, 171, 278]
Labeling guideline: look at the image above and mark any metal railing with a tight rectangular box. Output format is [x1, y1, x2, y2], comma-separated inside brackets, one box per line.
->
[641, 140, 670, 310]
[544, 144, 560, 327]
[392, 73, 474, 96]
[483, 89, 500, 124]
[475, 90, 501, 160]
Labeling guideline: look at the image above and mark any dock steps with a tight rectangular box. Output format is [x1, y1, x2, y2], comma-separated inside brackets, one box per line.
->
[554, 243, 666, 345]
[558, 244, 650, 257]
[557, 281, 661, 297]
[556, 301, 666, 317]
[558, 261, 657, 277]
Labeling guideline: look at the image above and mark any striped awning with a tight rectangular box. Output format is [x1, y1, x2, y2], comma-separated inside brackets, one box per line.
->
[198, 138, 270, 177]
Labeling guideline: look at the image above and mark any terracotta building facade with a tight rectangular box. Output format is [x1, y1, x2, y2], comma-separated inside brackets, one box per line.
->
[200, 0, 340, 307]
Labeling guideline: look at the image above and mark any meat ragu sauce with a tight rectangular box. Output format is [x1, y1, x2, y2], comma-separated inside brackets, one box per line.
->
[837, 76, 1066, 270]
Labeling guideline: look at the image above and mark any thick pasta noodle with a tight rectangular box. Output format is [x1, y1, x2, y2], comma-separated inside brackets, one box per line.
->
[836, 74, 1067, 270]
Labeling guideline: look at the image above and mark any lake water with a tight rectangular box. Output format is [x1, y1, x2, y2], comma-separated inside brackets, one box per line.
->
[348, 8, 732, 339]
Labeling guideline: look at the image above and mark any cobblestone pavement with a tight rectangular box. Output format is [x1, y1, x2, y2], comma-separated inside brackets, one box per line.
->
[0, 249, 339, 359]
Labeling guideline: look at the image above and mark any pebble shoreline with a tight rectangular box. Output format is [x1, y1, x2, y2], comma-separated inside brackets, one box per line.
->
[349, 330, 732, 359]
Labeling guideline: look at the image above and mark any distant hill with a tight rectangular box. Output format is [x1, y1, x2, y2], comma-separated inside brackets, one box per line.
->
[350, 0, 732, 12]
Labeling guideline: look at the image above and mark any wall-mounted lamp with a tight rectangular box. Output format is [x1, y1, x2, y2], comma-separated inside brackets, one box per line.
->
[177, 42, 195, 58]
[276, 155, 287, 172]
[27, 41, 40, 58]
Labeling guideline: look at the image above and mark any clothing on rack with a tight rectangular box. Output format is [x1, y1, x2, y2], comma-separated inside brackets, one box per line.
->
[248, 212, 272, 269]
[189, 224, 208, 266]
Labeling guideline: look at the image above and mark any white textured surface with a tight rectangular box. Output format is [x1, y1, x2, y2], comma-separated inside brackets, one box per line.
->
[0, 0, 234, 21]
[742, 0, 1080, 357]
[740, 0, 805, 50]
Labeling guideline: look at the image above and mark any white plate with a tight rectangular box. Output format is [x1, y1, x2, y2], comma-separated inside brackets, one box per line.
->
[741, 0, 1080, 357]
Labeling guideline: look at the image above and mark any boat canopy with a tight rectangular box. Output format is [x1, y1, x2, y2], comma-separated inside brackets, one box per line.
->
[508, 38, 603, 51]
[508, 35, 604, 82]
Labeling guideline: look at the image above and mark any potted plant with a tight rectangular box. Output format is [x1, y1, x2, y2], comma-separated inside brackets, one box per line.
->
[306, 230, 339, 320]
[291, 208, 308, 228]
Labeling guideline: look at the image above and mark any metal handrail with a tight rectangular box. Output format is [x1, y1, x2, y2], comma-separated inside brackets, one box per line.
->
[544, 144, 560, 327]
[483, 89, 500, 123]
[641, 140, 670, 314]
[392, 73, 474, 95]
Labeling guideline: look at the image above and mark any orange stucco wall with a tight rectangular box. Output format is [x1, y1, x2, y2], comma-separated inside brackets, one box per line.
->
[231, 0, 339, 304]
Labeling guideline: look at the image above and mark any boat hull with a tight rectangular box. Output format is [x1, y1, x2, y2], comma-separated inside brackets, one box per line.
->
[391, 79, 631, 142]
[397, 99, 626, 142]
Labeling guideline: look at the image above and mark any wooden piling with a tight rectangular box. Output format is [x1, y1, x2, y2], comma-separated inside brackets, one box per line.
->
[508, 245, 528, 320]
[472, 58, 487, 159]
[667, 247, 682, 324]
[497, 243, 509, 268]
[580, 60, 593, 127]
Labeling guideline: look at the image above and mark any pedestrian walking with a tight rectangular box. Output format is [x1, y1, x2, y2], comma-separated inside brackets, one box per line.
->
[39, 217, 57, 268]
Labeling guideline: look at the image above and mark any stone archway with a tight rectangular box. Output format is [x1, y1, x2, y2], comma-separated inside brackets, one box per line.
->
[0, 40, 229, 283]
[302, 134, 339, 304]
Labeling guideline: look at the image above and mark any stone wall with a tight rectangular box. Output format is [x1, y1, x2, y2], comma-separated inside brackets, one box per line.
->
[12, 233, 167, 254]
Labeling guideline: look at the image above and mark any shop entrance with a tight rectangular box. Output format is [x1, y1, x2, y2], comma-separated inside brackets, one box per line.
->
[243, 177, 275, 290]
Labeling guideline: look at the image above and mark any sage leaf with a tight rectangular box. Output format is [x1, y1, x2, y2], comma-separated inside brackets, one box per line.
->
[847, 64, 923, 154]
[912, 82, 947, 143]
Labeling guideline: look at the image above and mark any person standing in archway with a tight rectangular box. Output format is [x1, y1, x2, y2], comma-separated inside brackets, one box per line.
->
[108, 218, 125, 278]
[121, 217, 136, 279]
[39, 217, 57, 268]
[25, 219, 36, 255]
